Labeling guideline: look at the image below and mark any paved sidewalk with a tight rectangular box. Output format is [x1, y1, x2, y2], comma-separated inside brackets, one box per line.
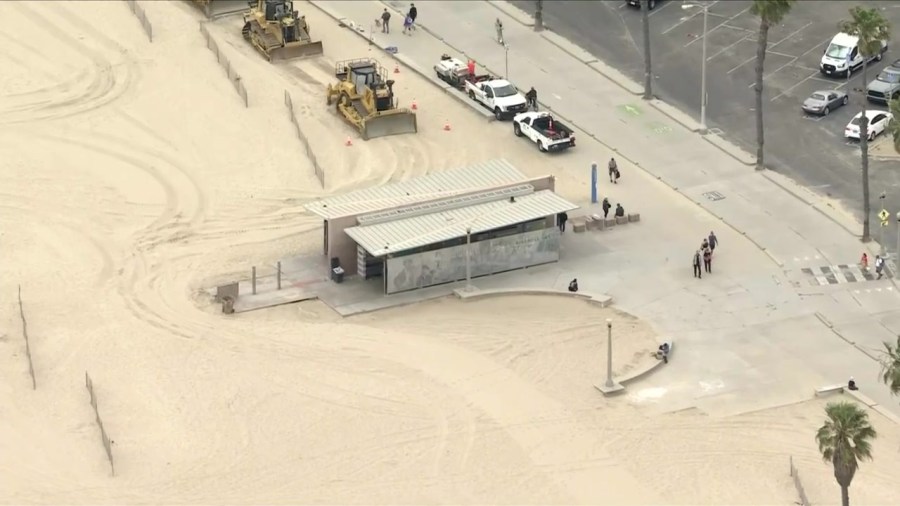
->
[307, 0, 900, 416]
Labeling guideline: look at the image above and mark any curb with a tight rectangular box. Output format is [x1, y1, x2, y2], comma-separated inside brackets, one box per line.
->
[453, 287, 614, 307]
[308, 1, 494, 122]
[618, 356, 666, 385]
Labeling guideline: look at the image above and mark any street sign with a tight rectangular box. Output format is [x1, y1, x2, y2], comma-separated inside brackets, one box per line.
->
[878, 209, 890, 222]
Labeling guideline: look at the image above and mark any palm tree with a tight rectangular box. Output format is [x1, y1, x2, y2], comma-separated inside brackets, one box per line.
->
[641, 0, 652, 100]
[815, 401, 877, 506]
[887, 97, 900, 154]
[881, 335, 900, 395]
[841, 7, 891, 242]
[750, 0, 795, 171]
[534, 0, 544, 32]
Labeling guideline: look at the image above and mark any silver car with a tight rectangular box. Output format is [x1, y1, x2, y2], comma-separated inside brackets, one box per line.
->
[802, 90, 849, 116]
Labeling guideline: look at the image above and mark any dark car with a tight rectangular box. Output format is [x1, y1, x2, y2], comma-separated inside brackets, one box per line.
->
[801, 90, 849, 116]
[626, 0, 660, 9]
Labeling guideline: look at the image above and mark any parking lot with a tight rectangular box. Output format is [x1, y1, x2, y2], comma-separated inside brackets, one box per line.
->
[529, 0, 900, 223]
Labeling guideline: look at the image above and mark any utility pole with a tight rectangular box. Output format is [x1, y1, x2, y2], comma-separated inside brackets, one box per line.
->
[641, 0, 652, 100]
[534, 0, 544, 32]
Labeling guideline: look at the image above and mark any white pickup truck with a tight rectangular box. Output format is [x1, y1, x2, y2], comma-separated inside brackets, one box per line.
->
[513, 111, 575, 152]
[465, 78, 528, 120]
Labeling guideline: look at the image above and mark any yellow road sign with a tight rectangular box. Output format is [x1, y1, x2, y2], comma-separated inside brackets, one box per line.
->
[878, 209, 890, 222]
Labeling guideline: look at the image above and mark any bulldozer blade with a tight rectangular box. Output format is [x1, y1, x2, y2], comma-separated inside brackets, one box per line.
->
[362, 113, 418, 140]
[270, 41, 325, 61]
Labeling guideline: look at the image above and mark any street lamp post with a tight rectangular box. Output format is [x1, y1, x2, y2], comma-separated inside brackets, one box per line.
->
[504, 43, 509, 80]
[880, 192, 887, 257]
[604, 318, 614, 389]
[896, 212, 900, 264]
[465, 227, 472, 291]
[683, 3, 709, 135]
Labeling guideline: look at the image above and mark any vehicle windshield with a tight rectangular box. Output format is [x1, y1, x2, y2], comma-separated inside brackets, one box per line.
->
[877, 71, 900, 83]
[811, 93, 827, 101]
[825, 43, 850, 59]
[850, 116, 864, 126]
[492, 84, 518, 97]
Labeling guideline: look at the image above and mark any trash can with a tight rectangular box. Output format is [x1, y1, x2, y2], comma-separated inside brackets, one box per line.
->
[222, 296, 235, 314]
[332, 266, 345, 284]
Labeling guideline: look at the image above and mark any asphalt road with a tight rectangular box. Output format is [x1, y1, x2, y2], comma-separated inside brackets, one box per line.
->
[514, 0, 900, 226]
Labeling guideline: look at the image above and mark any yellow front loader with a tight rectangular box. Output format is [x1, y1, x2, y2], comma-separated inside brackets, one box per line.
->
[241, 0, 323, 61]
[325, 59, 418, 140]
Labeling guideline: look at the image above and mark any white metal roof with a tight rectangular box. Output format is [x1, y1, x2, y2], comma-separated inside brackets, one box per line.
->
[304, 159, 529, 219]
[345, 190, 578, 257]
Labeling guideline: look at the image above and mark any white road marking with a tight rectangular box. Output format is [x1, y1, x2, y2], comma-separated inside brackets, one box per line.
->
[722, 23, 754, 34]
[707, 33, 752, 62]
[771, 69, 820, 101]
[553, 94, 561, 100]
[768, 22, 813, 50]
[815, 275, 829, 285]
[662, 1, 719, 35]
[648, 1, 672, 17]
[684, 7, 750, 48]
[727, 55, 756, 74]
[832, 266, 848, 284]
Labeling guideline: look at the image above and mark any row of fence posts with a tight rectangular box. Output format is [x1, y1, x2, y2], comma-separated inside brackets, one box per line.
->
[125, 0, 153, 42]
[85, 372, 116, 476]
[198, 22, 249, 107]
[17, 285, 36, 390]
[789, 455, 810, 506]
[284, 90, 326, 187]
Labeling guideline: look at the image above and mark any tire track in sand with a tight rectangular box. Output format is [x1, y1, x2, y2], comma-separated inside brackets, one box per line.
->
[0, 2, 137, 125]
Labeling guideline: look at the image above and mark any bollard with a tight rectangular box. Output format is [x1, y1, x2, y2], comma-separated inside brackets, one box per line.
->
[252, 266, 257, 295]
[591, 163, 598, 204]
[277, 261, 282, 290]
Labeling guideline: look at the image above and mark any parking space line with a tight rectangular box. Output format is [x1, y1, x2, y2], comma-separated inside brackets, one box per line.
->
[747, 57, 800, 88]
[771, 70, 820, 101]
[728, 55, 755, 74]
[722, 23, 754, 34]
[768, 22, 812, 50]
[685, 7, 750, 48]
[662, 2, 718, 35]
[708, 33, 753, 62]
[648, 1, 672, 17]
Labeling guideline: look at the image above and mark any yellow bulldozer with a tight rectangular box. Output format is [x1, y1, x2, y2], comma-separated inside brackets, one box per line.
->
[241, 0, 324, 61]
[326, 59, 418, 140]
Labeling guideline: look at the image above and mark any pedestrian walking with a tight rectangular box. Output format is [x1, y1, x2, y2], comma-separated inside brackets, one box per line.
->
[495, 18, 504, 45]
[608, 158, 618, 183]
[703, 247, 712, 273]
[875, 255, 885, 279]
[614, 203, 625, 218]
[602, 197, 611, 218]
[403, 14, 413, 34]
[860, 252, 869, 271]
[381, 8, 391, 33]
[708, 231, 718, 253]
[701, 237, 709, 251]
[693, 250, 702, 279]
[407, 3, 417, 30]
[557, 211, 568, 232]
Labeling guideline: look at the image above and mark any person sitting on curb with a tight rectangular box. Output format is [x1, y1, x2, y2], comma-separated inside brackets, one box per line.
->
[568, 278, 578, 293]
[848, 376, 858, 391]
[658, 342, 670, 364]
[615, 203, 625, 218]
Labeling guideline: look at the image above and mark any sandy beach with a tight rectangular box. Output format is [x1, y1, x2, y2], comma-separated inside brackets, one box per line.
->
[1, 1, 899, 504]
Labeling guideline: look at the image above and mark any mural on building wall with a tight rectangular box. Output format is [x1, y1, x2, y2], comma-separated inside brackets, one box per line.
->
[386, 228, 560, 294]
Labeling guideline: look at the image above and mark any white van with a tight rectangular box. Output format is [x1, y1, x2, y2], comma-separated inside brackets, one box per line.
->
[820, 32, 887, 77]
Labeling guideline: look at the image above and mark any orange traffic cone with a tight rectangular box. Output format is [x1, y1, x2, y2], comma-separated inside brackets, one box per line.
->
[394, 63, 400, 74]
[345, 136, 353, 146]
[443, 119, 451, 131]
[411, 99, 418, 110]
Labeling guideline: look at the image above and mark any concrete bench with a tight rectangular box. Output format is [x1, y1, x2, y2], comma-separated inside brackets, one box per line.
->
[814, 384, 845, 397]
[628, 213, 641, 223]
[615, 216, 628, 225]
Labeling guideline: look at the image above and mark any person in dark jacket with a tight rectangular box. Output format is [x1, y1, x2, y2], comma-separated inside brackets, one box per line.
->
[703, 247, 712, 273]
[525, 87, 537, 110]
[568, 278, 579, 293]
[602, 197, 611, 218]
[614, 203, 625, 218]
[693, 250, 702, 279]
[408, 3, 417, 30]
[380, 8, 391, 33]
[608, 158, 618, 183]
[708, 230, 718, 253]
[557, 211, 568, 232]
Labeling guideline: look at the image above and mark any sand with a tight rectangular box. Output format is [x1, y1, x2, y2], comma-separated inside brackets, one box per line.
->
[2, 1, 900, 504]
